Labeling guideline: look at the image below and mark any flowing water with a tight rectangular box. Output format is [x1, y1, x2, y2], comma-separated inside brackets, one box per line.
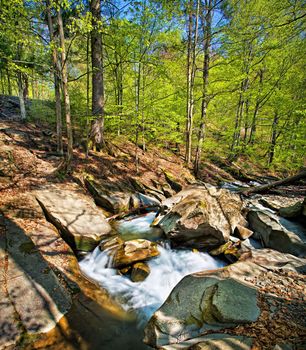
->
[79, 212, 225, 324]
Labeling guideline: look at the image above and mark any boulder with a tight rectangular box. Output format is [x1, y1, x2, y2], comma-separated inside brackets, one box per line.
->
[239, 248, 306, 273]
[153, 186, 246, 249]
[85, 177, 131, 214]
[143, 262, 262, 348]
[144, 250, 306, 348]
[130, 192, 161, 209]
[131, 262, 150, 282]
[164, 171, 183, 192]
[159, 334, 254, 350]
[279, 198, 305, 218]
[36, 186, 113, 251]
[259, 196, 303, 212]
[234, 224, 253, 240]
[247, 210, 306, 257]
[111, 239, 159, 268]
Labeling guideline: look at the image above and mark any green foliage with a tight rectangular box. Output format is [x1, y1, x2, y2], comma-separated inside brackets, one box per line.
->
[0, 0, 304, 171]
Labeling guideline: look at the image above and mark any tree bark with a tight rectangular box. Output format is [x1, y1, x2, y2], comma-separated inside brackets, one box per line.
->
[194, 0, 213, 176]
[90, 0, 104, 150]
[267, 112, 279, 165]
[57, 6, 73, 165]
[16, 44, 26, 120]
[6, 67, 12, 95]
[185, 0, 193, 165]
[46, 0, 63, 154]
[240, 170, 306, 196]
[185, 0, 200, 166]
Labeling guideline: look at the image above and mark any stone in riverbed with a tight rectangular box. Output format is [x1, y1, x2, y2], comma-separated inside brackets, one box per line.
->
[36, 186, 112, 251]
[131, 262, 150, 282]
[204, 279, 260, 324]
[153, 185, 246, 249]
[279, 198, 305, 219]
[247, 209, 306, 257]
[111, 239, 159, 268]
[85, 177, 131, 214]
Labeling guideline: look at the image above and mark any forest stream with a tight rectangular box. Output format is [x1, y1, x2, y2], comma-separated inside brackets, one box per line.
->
[79, 212, 225, 325]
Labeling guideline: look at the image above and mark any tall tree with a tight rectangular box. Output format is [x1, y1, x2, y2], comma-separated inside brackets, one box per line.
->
[194, 0, 214, 175]
[185, 0, 200, 165]
[46, 0, 63, 154]
[89, 0, 104, 150]
[57, 4, 73, 165]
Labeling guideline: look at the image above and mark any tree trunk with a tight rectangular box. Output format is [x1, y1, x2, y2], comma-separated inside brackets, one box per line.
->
[6, 68, 12, 95]
[16, 44, 26, 120]
[248, 68, 264, 145]
[268, 112, 279, 165]
[46, 0, 63, 154]
[240, 170, 306, 196]
[194, 0, 213, 176]
[185, 0, 193, 165]
[57, 6, 73, 165]
[86, 34, 90, 157]
[90, 0, 104, 150]
[185, 0, 200, 166]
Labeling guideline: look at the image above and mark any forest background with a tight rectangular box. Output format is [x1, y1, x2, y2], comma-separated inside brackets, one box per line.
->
[0, 0, 305, 174]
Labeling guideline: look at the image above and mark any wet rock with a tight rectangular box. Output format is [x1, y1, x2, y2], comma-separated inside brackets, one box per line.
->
[247, 210, 306, 257]
[210, 241, 242, 262]
[85, 177, 131, 214]
[130, 192, 160, 209]
[153, 186, 246, 249]
[279, 198, 305, 218]
[234, 224, 253, 240]
[99, 235, 124, 251]
[36, 186, 112, 251]
[112, 239, 159, 268]
[131, 262, 150, 282]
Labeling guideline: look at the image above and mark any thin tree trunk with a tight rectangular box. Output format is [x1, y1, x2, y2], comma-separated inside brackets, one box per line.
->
[86, 34, 90, 157]
[248, 68, 264, 145]
[0, 70, 4, 94]
[90, 0, 104, 151]
[185, 1, 193, 164]
[6, 68, 12, 95]
[141, 63, 146, 151]
[17, 72, 26, 120]
[46, 0, 63, 154]
[268, 112, 279, 165]
[17, 44, 26, 120]
[57, 6, 73, 165]
[194, 0, 212, 176]
[185, 0, 200, 165]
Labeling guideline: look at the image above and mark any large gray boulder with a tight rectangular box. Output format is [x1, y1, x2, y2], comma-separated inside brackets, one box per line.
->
[247, 209, 306, 257]
[85, 177, 131, 214]
[36, 186, 113, 251]
[152, 185, 246, 248]
[143, 261, 262, 348]
[144, 249, 306, 348]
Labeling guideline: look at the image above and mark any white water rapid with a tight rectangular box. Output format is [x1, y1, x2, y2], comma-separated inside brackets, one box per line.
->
[79, 244, 225, 324]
